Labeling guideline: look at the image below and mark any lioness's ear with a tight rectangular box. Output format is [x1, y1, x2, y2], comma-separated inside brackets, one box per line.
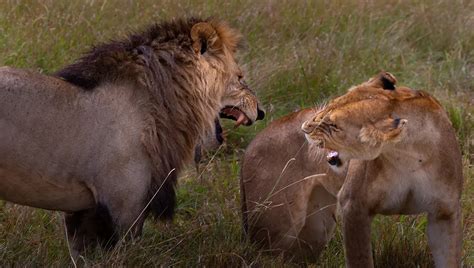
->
[359, 117, 407, 146]
[191, 22, 219, 55]
[367, 72, 397, 90]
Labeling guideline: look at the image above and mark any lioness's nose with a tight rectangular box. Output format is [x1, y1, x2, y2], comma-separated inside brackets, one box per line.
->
[257, 106, 265, 120]
[301, 120, 316, 134]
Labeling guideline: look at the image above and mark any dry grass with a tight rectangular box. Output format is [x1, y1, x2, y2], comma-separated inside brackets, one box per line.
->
[0, 0, 473, 266]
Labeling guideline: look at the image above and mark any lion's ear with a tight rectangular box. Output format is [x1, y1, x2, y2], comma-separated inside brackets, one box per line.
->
[191, 22, 220, 55]
[359, 117, 407, 146]
[367, 72, 397, 90]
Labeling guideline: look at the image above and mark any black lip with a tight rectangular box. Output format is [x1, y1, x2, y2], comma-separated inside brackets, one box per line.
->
[327, 155, 342, 166]
[214, 119, 224, 144]
[257, 107, 265, 120]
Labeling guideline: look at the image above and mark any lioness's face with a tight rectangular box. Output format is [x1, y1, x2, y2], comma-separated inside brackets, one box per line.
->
[302, 72, 407, 162]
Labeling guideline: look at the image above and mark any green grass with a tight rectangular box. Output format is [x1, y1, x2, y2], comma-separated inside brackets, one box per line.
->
[0, 0, 473, 266]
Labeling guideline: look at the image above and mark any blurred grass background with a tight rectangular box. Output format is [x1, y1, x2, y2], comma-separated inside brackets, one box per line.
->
[0, 0, 472, 266]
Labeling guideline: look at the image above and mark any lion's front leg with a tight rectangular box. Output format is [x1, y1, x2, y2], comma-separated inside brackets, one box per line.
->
[427, 203, 462, 268]
[77, 154, 154, 254]
[64, 205, 118, 260]
[95, 162, 152, 245]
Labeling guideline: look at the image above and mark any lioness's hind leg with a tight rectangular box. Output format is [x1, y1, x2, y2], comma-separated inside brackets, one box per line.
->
[427, 205, 462, 267]
[297, 182, 337, 259]
[65, 204, 117, 258]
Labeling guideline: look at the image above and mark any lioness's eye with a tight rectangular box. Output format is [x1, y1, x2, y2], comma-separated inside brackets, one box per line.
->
[329, 123, 341, 132]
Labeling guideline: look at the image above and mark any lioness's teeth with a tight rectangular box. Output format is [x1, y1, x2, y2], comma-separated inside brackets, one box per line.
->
[327, 151, 339, 159]
[327, 150, 342, 166]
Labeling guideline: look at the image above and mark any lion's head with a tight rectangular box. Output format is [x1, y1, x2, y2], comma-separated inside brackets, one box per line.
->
[189, 20, 264, 129]
[190, 20, 264, 159]
[301, 72, 413, 163]
[53, 18, 266, 221]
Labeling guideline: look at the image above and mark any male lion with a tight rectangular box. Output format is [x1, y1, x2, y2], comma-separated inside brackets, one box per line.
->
[302, 72, 463, 267]
[0, 18, 263, 256]
[241, 108, 345, 261]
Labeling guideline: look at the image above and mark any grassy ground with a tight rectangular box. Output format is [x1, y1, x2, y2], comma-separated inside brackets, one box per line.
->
[0, 0, 472, 266]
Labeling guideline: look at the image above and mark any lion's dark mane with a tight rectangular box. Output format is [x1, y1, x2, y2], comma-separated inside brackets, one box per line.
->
[55, 17, 209, 222]
[56, 17, 202, 90]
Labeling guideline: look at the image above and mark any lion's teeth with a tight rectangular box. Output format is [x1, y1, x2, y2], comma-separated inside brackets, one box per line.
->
[235, 113, 247, 127]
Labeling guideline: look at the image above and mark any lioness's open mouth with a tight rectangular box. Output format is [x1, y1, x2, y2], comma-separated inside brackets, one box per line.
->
[219, 106, 251, 127]
[327, 150, 342, 167]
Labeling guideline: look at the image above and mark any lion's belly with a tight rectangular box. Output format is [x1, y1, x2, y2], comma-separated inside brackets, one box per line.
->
[0, 166, 95, 211]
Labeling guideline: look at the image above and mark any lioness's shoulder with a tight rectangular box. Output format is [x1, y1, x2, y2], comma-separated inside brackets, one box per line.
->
[266, 108, 317, 130]
[245, 108, 316, 158]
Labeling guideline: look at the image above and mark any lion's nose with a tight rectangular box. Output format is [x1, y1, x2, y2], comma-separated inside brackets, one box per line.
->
[256, 106, 265, 120]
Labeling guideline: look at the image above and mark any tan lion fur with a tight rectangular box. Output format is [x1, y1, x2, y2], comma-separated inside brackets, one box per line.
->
[302, 72, 463, 267]
[0, 17, 260, 256]
[241, 108, 346, 261]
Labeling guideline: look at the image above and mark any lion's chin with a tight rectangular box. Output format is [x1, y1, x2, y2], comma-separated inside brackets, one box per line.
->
[214, 118, 224, 144]
[219, 106, 251, 127]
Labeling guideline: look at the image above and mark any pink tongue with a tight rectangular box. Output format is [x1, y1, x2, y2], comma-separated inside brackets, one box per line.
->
[235, 113, 248, 127]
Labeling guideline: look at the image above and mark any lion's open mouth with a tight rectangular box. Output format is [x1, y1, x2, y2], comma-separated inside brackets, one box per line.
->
[219, 106, 251, 127]
[327, 150, 342, 167]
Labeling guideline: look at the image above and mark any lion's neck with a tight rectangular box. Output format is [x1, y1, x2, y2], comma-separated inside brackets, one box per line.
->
[141, 66, 226, 179]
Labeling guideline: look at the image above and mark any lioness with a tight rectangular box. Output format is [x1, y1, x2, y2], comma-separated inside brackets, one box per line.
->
[302, 72, 463, 267]
[0, 18, 263, 256]
[241, 108, 345, 260]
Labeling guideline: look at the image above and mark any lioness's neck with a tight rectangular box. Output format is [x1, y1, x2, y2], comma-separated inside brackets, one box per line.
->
[377, 111, 443, 170]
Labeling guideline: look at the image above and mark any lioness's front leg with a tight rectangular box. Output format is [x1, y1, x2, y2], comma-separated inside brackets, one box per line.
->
[339, 160, 374, 268]
[340, 199, 374, 268]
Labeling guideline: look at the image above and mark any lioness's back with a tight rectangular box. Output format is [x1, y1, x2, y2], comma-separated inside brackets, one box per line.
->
[241, 108, 339, 259]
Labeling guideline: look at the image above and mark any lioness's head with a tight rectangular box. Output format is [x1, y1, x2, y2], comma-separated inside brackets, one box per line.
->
[190, 20, 264, 128]
[302, 72, 408, 163]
